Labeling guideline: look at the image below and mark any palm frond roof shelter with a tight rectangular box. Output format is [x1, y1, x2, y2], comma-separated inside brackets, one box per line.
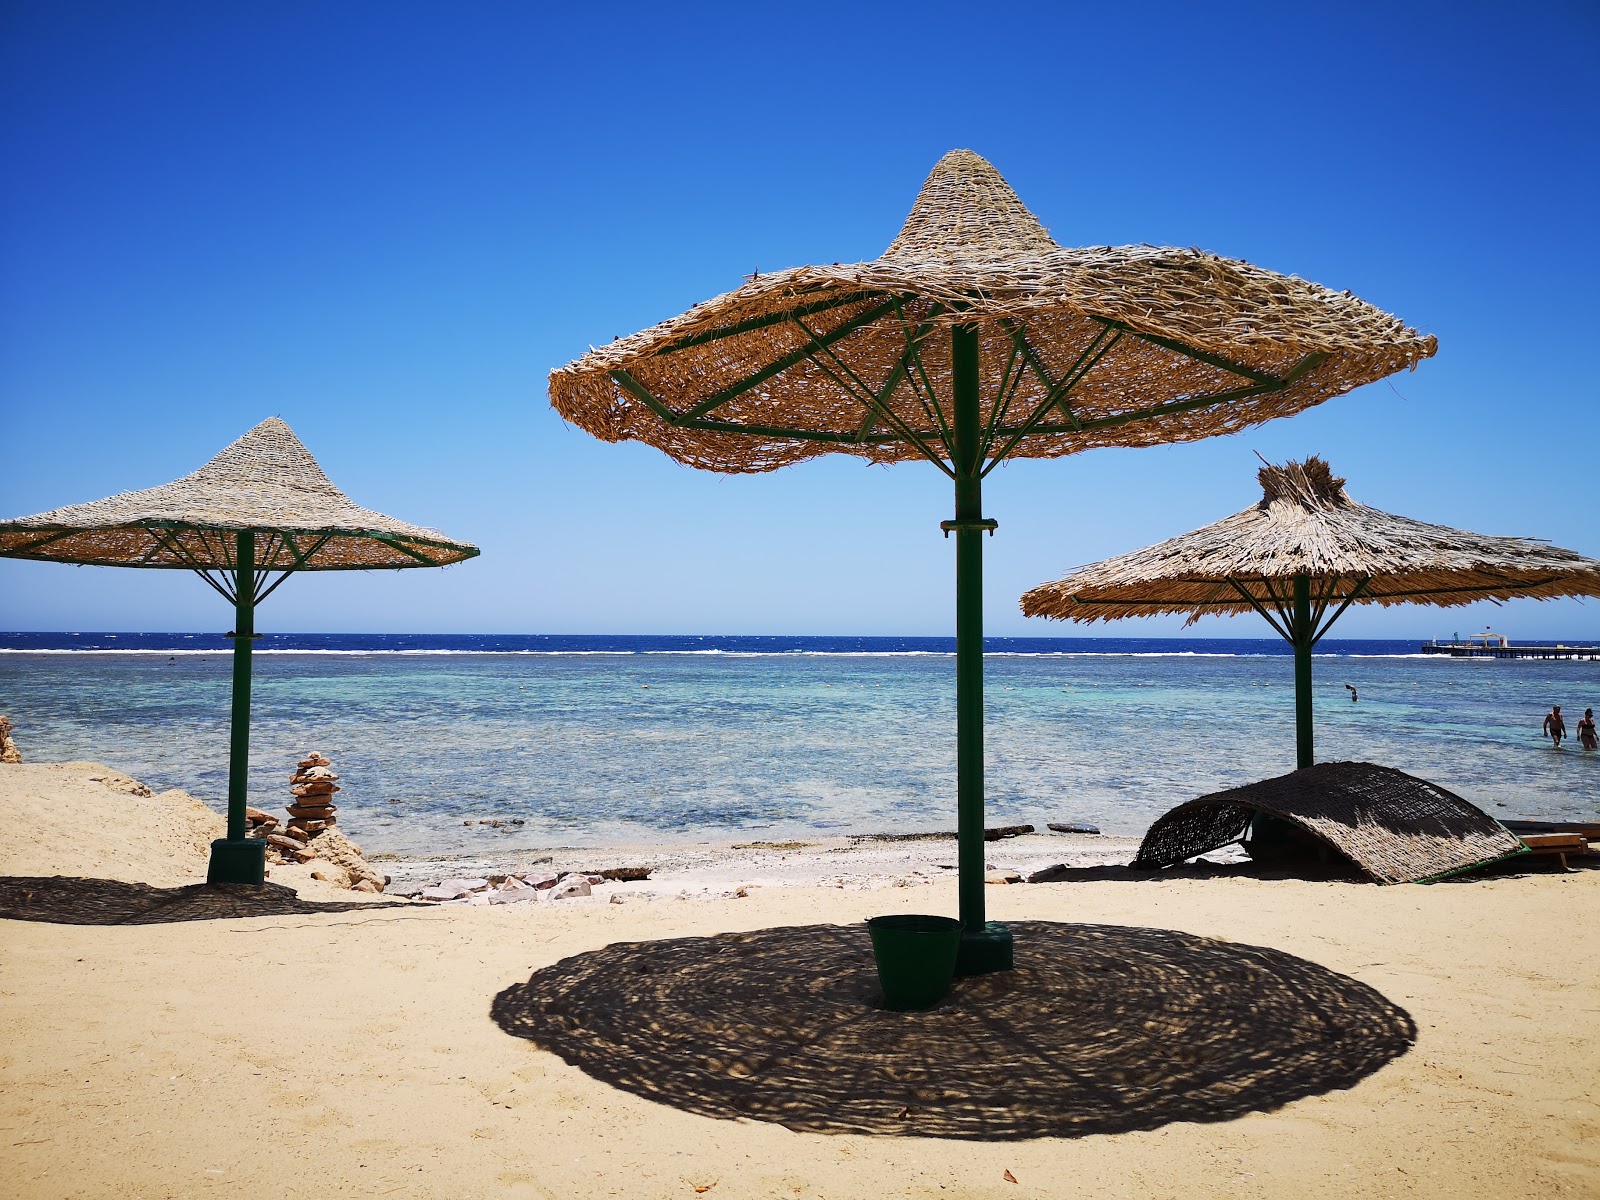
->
[0, 418, 478, 883]
[1021, 457, 1600, 767]
[549, 149, 1435, 976]
[1133, 761, 1526, 886]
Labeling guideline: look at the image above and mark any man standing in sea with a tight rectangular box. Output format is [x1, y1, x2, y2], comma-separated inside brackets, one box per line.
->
[1543, 704, 1567, 748]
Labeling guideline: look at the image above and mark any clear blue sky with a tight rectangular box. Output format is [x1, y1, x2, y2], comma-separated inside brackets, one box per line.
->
[2, 1, 1596, 638]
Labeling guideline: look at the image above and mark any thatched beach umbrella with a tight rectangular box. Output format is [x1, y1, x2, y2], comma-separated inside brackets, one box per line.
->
[1021, 457, 1600, 768]
[549, 150, 1435, 973]
[0, 418, 478, 883]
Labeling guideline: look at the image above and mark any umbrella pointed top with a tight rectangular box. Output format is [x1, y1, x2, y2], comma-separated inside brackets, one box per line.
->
[1256, 457, 1352, 511]
[186, 417, 346, 499]
[0, 417, 478, 571]
[880, 150, 1058, 265]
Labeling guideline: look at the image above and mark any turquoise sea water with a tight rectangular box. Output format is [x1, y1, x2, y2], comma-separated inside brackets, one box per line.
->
[1, 634, 1595, 855]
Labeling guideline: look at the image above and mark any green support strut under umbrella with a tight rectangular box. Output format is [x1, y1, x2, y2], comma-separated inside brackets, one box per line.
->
[0, 419, 479, 884]
[549, 151, 1436, 975]
[1022, 456, 1600, 769]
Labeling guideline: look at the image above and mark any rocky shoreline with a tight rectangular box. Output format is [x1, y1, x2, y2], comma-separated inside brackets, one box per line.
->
[377, 826, 1170, 905]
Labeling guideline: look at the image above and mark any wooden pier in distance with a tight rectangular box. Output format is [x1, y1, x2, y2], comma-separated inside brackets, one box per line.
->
[1420, 641, 1600, 660]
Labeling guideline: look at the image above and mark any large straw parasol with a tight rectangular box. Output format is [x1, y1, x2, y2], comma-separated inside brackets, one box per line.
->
[550, 150, 1436, 974]
[1021, 457, 1600, 768]
[0, 418, 478, 883]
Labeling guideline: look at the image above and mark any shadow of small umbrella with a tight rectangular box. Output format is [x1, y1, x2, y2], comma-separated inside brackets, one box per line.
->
[1021, 456, 1600, 767]
[550, 150, 1435, 973]
[0, 418, 478, 882]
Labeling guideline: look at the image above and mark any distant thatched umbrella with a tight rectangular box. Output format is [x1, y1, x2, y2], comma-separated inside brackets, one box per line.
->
[0, 418, 478, 883]
[550, 150, 1435, 974]
[1021, 457, 1600, 767]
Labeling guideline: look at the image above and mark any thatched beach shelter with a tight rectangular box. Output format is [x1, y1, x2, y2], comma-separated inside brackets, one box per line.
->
[549, 150, 1435, 974]
[1021, 457, 1600, 767]
[1134, 761, 1526, 885]
[0, 418, 478, 883]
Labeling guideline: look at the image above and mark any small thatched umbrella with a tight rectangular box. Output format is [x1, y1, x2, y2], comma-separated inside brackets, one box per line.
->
[550, 150, 1435, 974]
[1021, 457, 1600, 768]
[0, 418, 478, 883]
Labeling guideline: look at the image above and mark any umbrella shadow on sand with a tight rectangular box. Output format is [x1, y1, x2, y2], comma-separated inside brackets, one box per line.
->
[0, 876, 396, 925]
[491, 920, 1414, 1140]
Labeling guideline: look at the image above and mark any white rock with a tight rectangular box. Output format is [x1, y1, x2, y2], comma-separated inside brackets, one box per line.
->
[438, 877, 490, 893]
[548, 877, 591, 900]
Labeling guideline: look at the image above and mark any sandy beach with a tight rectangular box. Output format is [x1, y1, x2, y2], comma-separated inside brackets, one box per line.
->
[1, 761, 1597, 1200]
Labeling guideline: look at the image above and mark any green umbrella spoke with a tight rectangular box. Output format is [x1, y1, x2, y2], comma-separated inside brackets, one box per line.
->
[657, 290, 882, 354]
[979, 327, 1028, 458]
[889, 299, 955, 453]
[280, 531, 333, 572]
[1226, 578, 1293, 642]
[982, 328, 1121, 475]
[1067, 378, 1276, 436]
[143, 525, 235, 602]
[679, 297, 904, 421]
[1255, 575, 1297, 633]
[1107, 322, 1282, 386]
[196, 570, 239, 604]
[1307, 573, 1336, 631]
[885, 332, 952, 461]
[1312, 576, 1371, 645]
[364, 533, 447, 566]
[789, 315, 954, 474]
[608, 369, 685, 425]
[1012, 320, 1114, 430]
[251, 531, 282, 592]
[4, 527, 83, 556]
[1365, 578, 1564, 602]
[849, 339, 917, 443]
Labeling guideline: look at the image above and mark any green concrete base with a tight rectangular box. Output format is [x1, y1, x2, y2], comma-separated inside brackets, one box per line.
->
[954, 921, 1014, 976]
[206, 837, 266, 885]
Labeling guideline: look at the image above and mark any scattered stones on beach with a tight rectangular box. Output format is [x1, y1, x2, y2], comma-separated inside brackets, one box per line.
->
[0, 715, 22, 764]
[410, 870, 619, 905]
[984, 825, 1035, 841]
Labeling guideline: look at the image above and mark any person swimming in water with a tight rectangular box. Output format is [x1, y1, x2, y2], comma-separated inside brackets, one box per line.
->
[1543, 705, 1567, 748]
[1578, 708, 1598, 752]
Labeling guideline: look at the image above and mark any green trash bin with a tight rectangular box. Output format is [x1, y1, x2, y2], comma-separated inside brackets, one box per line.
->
[867, 914, 963, 1011]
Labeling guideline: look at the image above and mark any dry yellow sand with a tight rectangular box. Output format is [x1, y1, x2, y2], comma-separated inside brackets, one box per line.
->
[1, 762, 1596, 1199]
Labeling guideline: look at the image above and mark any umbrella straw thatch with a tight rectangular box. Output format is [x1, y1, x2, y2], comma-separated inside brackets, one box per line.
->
[551, 150, 1435, 975]
[0, 418, 478, 883]
[1021, 457, 1600, 766]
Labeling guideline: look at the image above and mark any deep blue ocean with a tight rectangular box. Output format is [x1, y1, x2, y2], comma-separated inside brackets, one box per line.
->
[1, 632, 1595, 855]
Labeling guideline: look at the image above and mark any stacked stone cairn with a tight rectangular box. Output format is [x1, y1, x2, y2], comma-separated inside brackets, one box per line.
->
[247, 750, 385, 893]
[288, 750, 341, 834]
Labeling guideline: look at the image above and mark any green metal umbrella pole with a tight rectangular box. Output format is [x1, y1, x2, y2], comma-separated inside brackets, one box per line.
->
[208, 530, 268, 882]
[550, 152, 1437, 977]
[1292, 574, 1314, 770]
[0, 419, 479, 886]
[948, 324, 1006, 963]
